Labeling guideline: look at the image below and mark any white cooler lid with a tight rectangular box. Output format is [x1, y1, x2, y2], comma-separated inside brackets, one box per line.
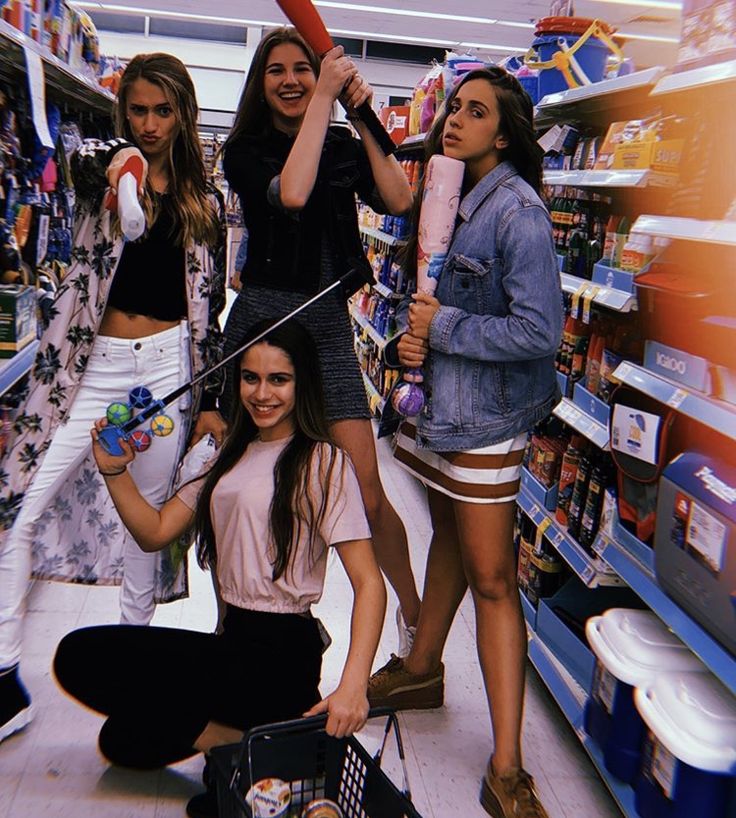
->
[635, 673, 736, 773]
[586, 609, 704, 686]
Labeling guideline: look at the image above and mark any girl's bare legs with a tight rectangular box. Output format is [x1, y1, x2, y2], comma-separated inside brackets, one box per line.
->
[454, 499, 526, 773]
[402, 488, 468, 675]
[330, 419, 420, 629]
[401, 492, 525, 771]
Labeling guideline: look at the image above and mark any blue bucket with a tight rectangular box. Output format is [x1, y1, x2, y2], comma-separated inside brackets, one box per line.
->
[533, 33, 610, 98]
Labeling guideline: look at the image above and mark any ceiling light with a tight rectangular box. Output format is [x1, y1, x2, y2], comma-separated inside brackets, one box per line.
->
[330, 26, 528, 52]
[587, 0, 682, 8]
[616, 31, 680, 42]
[314, 2, 534, 29]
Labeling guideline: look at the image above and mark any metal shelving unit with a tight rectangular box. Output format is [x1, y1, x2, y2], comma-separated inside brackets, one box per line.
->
[351, 308, 388, 352]
[650, 58, 736, 98]
[612, 361, 736, 442]
[560, 273, 637, 313]
[632, 215, 736, 246]
[534, 66, 666, 128]
[543, 168, 675, 189]
[517, 488, 622, 588]
[359, 225, 407, 249]
[360, 371, 385, 414]
[0, 19, 114, 114]
[553, 397, 610, 451]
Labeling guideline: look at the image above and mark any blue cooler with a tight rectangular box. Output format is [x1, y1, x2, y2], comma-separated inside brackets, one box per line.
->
[584, 609, 704, 783]
[634, 672, 736, 818]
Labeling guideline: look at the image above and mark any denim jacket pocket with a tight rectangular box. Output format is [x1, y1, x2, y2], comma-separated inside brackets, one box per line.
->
[446, 255, 505, 316]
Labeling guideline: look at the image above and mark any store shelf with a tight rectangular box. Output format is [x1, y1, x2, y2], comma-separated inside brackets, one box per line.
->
[527, 628, 642, 818]
[517, 486, 622, 588]
[612, 361, 736, 441]
[361, 371, 385, 414]
[650, 59, 736, 98]
[0, 20, 114, 114]
[373, 282, 398, 300]
[632, 215, 736, 246]
[543, 168, 673, 189]
[598, 530, 736, 696]
[0, 341, 39, 396]
[359, 225, 407, 249]
[534, 66, 666, 127]
[560, 273, 637, 312]
[553, 398, 610, 450]
[351, 308, 387, 351]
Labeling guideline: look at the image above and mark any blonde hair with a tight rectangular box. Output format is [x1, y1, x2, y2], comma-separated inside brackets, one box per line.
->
[115, 53, 218, 247]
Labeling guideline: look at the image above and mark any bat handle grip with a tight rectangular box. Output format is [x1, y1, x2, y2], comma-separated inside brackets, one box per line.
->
[98, 425, 127, 456]
[355, 100, 397, 156]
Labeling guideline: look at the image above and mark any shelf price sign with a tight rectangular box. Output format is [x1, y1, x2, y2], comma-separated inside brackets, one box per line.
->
[23, 45, 54, 149]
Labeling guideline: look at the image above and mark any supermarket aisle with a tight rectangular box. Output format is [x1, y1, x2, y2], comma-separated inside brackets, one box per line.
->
[0, 428, 621, 818]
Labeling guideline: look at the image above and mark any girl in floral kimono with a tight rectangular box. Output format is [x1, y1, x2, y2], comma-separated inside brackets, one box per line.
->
[0, 52, 226, 744]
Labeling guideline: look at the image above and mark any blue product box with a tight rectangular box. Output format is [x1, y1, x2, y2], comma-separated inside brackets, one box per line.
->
[592, 260, 636, 294]
[573, 381, 611, 427]
[644, 340, 711, 393]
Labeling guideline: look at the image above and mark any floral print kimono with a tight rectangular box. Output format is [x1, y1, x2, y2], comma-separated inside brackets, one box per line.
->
[0, 139, 226, 603]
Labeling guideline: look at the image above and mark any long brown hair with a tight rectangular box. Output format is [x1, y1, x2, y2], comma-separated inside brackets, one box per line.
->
[223, 27, 321, 147]
[402, 66, 542, 279]
[115, 52, 218, 247]
[193, 319, 344, 581]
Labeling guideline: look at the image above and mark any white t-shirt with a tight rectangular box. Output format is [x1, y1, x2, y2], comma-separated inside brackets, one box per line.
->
[177, 437, 370, 614]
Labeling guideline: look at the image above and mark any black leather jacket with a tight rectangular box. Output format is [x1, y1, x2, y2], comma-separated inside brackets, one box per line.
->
[223, 125, 386, 295]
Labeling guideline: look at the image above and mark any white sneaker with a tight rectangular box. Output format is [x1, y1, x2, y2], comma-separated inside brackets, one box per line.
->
[396, 608, 416, 659]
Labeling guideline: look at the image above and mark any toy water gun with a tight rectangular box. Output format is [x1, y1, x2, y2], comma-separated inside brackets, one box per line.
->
[391, 154, 464, 418]
[105, 153, 145, 241]
[275, 0, 396, 156]
[98, 265, 371, 455]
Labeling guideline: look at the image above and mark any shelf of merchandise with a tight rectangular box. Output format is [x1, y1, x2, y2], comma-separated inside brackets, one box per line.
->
[0, 19, 114, 114]
[373, 282, 400, 300]
[0, 341, 39, 397]
[597, 528, 736, 696]
[543, 168, 675, 189]
[559, 272, 637, 312]
[517, 486, 622, 588]
[631, 215, 736, 246]
[361, 371, 385, 415]
[553, 398, 610, 450]
[534, 66, 666, 128]
[526, 628, 640, 818]
[612, 361, 736, 442]
[351, 308, 387, 352]
[359, 225, 407, 249]
[650, 58, 736, 98]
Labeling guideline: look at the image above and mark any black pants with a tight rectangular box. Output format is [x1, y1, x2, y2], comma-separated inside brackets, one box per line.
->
[53, 606, 323, 769]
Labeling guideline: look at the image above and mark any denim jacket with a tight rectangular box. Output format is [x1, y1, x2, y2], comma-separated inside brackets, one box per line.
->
[381, 160, 563, 450]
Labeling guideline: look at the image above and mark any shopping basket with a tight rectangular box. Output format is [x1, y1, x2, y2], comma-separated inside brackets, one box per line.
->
[210, 707, 423, 817]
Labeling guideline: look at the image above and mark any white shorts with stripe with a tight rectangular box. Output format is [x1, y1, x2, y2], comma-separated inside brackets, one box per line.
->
[393, 419, 527, 504]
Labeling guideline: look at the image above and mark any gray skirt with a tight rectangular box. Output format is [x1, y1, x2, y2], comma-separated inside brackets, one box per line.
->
[221, 257, 370, 423]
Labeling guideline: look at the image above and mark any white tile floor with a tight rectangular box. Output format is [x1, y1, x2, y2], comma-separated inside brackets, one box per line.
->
[1, 429, 623, 818]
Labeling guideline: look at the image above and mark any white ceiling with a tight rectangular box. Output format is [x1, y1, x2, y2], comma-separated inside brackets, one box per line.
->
[77, 0, 683, 68]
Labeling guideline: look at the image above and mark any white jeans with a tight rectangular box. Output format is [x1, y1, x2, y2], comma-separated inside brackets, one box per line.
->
[0, 323, 191, 669]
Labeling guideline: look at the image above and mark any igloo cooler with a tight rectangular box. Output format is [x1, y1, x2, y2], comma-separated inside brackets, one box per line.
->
[654, 452, 736, 656]
[584, 609, 703, 783]
[634, 671, 736, 818]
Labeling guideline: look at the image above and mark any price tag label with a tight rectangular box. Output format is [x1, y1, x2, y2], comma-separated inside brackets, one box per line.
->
[615, 362, 632, 380]
[570, 283, 588, 318]
[582, 285, 599, 325]
[529, 503, 540, 518]
[667, 388, 687, 409]
[538, 517, 552, 535]
[23, 47, 54, 149]
[551, 530, 565, 547]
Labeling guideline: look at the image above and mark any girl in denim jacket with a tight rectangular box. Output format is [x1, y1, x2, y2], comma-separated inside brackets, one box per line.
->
[369, 68, 562, 818]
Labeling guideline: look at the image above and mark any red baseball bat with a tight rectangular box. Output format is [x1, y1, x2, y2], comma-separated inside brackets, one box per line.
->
[275, 0, 396, 155]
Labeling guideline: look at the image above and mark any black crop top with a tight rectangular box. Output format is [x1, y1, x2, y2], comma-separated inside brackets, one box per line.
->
[108, 194, 187, 320]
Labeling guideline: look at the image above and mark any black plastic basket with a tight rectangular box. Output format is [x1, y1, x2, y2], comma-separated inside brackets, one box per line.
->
[210, 708, 423, 818]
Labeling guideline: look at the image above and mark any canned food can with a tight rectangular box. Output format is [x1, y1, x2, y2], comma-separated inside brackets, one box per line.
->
[301, 798, 343, 818]
[245, 778, 291, 817]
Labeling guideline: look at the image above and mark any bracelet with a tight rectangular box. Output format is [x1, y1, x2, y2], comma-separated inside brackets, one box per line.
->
[99, 466, 127, 477]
